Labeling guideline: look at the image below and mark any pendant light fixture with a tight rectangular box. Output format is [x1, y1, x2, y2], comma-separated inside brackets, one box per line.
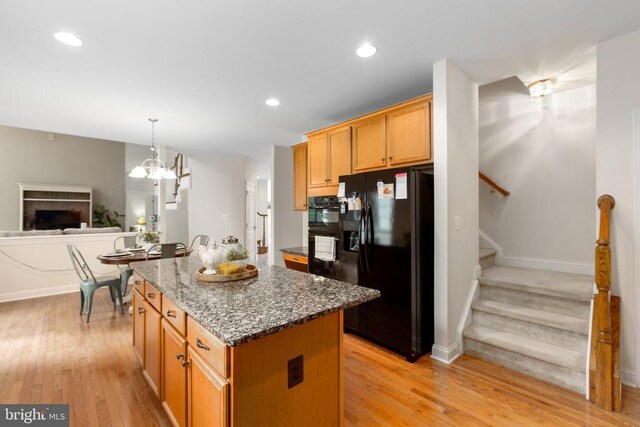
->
[129, 118, 177, 180]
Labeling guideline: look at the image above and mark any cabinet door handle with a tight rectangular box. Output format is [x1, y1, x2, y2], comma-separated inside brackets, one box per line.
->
[381, 158, 385, 161]
[137, 307, 144, 315]
[176, 353, 184, 360]
[147, 293, 155, 299]
[196, 338, 210, 351]
[388, 156, 393, 160]
[166, 310, 176, 318]
[181, 360, 190, 367]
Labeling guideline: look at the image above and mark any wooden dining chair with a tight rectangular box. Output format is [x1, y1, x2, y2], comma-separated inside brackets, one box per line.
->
[190, 234, 209, 249]
[67, 244, 124, 323]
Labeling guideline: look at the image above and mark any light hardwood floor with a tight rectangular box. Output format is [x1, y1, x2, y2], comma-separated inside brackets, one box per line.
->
[1, 291, 639, 426]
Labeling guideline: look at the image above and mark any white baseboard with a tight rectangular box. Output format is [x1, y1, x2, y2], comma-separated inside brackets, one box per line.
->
[0, 284, 78, 303]
[621, 368, 638, 388]
[499, 255, 593, 275]
[457, 278, 480, 355]
[431, 342, 461, 365]
[479, 229, 503, 257]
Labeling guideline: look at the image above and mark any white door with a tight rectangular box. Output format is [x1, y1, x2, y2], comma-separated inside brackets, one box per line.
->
[245, 182, 257, 260]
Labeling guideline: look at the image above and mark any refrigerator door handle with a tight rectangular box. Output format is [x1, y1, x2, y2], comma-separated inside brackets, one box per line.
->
[366, 203, 373, 270]
[361, 206, 370, 273]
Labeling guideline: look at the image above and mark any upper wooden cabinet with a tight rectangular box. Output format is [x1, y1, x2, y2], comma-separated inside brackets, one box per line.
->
[292, 143, 308, 210]
[301, 94, 432, 199]
[327, 127, 352, 185]
[307, 126, 352, 196]
[352, 115, 387, 172]
[387, 100, 431, 166]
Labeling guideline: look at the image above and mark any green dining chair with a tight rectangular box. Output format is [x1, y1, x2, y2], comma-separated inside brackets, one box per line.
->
[190, 234, 209, 249]
[67, 244, 124, 323]
[113, 235, 137, 295]
[146, 242, 187, 260]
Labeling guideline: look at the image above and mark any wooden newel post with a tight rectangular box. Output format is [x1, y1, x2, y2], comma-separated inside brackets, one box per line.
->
[593, 194, 616, 411]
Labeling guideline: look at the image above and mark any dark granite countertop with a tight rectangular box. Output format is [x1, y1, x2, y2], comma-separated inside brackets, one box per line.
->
[279, 246, 309, 257]
[131, 256, 379, 346]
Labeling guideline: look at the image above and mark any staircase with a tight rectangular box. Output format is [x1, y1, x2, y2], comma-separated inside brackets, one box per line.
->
[463, 261, 594, 394]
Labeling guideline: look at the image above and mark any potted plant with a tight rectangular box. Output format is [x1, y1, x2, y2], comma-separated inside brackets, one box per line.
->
[138, 229, 161, 251]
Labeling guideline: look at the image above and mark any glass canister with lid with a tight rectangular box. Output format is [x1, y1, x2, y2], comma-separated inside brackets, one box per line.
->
[217, 235, 249, 275]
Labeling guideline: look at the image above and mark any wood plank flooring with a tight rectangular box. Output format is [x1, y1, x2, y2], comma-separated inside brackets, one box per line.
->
[1, 291, 639, 426]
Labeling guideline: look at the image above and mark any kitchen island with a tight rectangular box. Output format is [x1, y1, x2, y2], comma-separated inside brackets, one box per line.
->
[130, 256, 379, 427]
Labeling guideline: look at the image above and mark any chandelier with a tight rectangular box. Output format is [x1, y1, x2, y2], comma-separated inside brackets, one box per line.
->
[129, 118, 177, 180]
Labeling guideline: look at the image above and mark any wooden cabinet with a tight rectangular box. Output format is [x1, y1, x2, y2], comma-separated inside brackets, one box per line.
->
[133, 290, 145, 366]
[299, 94, 432, 203]
[187, 346, 229, 427]
[307, 127, 351, 196]
[292, 143, 308, 210]
[308, 134, 328, 189]
[352, 115, 387, 172]
[328, 127, 352, 185]
[282, 252, 308, 272]
[387, 100, 431, 166]
[143, 299, 162, 398]
[162, 319, 187, 427]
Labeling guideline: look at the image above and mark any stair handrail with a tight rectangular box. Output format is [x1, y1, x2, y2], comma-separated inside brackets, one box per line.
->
[479, 172, 510, 197]
[590, 194, 621, 411]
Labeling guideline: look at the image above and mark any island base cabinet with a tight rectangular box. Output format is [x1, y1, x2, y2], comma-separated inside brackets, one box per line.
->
[132, 290, 145, 367]
[229, 312, 342, 426]
[162, 319, 187, 427]
[143, 299, 162, 398]
[187, 346, 229, 427]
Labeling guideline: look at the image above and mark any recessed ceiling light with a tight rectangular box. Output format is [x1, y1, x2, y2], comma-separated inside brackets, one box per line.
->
[356, 42, 377, 58]
[265, 98, 280, 107]
[54, 32, 83, 47]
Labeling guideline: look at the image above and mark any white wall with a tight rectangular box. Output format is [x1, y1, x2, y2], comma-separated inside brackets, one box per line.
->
[596, 30, 640, 387]
[256, 179, 270, 247]
[479, 77, 596, 273]
[163, 149, 189, 244]
[432, 59, 480, 364]
[0, 125, 125, 231]
[270, 146, 303, 267]
[187, 155, 247, 247]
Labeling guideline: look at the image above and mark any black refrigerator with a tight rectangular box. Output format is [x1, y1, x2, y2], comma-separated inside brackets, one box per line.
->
[337, 166, 434, 361]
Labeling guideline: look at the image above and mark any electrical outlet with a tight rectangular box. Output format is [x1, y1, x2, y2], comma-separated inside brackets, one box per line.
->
[287, 355, 303, 389]
[454, 216, 461, 231]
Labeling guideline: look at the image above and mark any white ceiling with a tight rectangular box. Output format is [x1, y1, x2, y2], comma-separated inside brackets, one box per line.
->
[1, 0, 640, 170]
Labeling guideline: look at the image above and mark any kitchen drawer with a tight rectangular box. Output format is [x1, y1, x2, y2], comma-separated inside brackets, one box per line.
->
[145, 282, 162, 313]
[187, 316, 229, 378]
[162, 294, 186, 336]
[283, 253, 308, 265]
[131, 271, 145, 295]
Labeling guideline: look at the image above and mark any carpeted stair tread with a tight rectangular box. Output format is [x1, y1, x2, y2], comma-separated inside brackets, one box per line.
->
[463, 324, 586, 372]
[472, 299, 589, 335]
[480, 266, 593, 302]
[479, 248, 497, 259]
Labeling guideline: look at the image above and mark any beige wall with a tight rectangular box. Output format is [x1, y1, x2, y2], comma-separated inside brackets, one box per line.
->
[479, 77, 596, 273]
[0, 125, 125, 231]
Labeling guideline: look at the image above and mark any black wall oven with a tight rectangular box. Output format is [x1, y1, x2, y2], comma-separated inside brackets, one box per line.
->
[308, 196, 341, 278]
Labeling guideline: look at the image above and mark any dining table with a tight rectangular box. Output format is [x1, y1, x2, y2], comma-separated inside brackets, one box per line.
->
[97, 248, 193, 309]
